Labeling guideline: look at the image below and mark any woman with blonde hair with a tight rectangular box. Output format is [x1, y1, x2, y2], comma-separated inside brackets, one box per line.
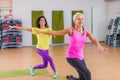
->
[34, 12, 108, 80]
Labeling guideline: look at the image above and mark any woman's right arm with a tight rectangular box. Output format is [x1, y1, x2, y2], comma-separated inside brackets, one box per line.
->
[35, 27, 72, 36]
[10, 26, 32, 32]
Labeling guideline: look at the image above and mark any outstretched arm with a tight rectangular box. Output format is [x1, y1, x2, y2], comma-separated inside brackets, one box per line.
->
[10, 26, 32, 32]
[34, 27, 72, 36]
[86, 30, 108, 54]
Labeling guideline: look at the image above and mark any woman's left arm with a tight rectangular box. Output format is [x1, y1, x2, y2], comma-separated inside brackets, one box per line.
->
[86, 30, 108, 54]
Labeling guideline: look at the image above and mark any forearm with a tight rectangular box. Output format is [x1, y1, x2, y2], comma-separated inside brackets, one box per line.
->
[38, 30, 67, 36]
[92, 39, 108, 54]
[92, 39, 103, 49]
[87, 30, 103, 49]
[14, 26, 32, 32]
[50, 31, 66, 36]
[87, 30, 108, 54]
[39, 30, 54, 35]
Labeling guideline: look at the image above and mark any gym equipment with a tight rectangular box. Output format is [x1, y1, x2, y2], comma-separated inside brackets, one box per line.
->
[0, 19, 22, 49]
[106, 16, 120, 47]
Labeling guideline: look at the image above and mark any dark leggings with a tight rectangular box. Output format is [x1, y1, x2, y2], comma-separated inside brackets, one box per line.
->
[66, 58, 91, 80]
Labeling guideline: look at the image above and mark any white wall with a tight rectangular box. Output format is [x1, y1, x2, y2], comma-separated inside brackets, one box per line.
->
[12, 0, 107, 46]
[107, 1, 120, 20]
[92, 1, 108, 41]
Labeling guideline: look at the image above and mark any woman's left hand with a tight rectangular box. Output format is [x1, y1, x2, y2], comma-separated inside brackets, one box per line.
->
[99, 47, 109, 54]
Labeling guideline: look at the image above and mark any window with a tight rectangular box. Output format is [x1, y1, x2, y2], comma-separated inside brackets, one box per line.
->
[0, 0, 12, 20]
[0, 0, 12, 8]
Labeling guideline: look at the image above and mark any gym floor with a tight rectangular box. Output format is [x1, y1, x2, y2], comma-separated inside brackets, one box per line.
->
[0, 42, 120, 80]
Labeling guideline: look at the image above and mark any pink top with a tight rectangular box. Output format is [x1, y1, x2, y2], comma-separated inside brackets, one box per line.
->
[66, 28, 87, 60]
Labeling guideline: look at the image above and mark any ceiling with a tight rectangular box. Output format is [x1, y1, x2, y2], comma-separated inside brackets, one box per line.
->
[104, 0, 120, 2]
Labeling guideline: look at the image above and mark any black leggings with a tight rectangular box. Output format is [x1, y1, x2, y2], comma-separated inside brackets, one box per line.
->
[66, 58, 91, 80]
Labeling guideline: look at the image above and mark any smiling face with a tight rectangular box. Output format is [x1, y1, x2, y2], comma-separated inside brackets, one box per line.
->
[36, 16, 48, 28]
[73, 13, 84, 28]
[39, 18, 46, 28]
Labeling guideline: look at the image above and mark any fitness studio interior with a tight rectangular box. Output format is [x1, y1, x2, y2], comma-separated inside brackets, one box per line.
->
[0, 0, 120, 80]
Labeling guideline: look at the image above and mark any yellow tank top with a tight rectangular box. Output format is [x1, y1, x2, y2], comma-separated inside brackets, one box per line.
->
[32, 28, 51, 50]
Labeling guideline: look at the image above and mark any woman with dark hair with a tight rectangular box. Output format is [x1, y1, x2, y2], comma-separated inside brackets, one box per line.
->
[10, 16, 58, 78]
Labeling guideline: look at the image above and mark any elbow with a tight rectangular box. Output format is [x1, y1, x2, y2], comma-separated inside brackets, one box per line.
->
[91, 39, 97, 44]
[92, 39, 99, 46]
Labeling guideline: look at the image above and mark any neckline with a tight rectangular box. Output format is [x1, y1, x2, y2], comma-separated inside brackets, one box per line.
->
[73, 28, 84, 36]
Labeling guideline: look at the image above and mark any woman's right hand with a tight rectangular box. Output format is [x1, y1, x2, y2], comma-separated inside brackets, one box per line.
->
[9, 26, 17, 29]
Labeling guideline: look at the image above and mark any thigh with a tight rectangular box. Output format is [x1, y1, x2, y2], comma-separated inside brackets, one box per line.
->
[36, 48, 49, 57]
[67, 58, 91, 80]
[66, 58, 89, 73]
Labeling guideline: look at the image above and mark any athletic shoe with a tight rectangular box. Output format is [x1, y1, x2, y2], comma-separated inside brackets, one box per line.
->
[29, 66, 35, 76]
[52, 72, 58, 79]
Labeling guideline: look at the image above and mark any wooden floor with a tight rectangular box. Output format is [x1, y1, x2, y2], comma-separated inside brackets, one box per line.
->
[0, 42, 120, 80]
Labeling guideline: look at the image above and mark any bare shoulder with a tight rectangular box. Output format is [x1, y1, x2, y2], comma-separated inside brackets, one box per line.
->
[86, 29, 92, 36]
[86, 29, 90, 33]
[65, 27, 72, 35]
